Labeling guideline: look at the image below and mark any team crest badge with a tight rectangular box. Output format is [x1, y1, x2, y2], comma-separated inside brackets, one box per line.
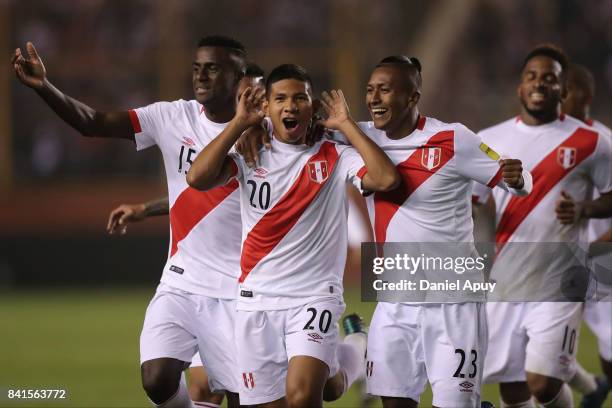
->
[557, 147, 576, 169]
[308, 161, 329, 183]
[421, 147, 441, 170]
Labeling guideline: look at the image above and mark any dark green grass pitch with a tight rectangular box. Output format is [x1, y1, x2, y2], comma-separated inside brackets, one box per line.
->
[0, 288, 609, 407]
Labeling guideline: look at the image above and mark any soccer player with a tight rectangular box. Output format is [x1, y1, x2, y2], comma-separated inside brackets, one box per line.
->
[474, 45, 612, 408]
[561, 62, 612, 407]
[186, 64, 400, 408]
[12, 36, 250, 408]
[359, 56, 531, 408]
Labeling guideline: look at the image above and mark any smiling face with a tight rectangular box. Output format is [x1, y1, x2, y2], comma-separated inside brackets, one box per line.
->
[192, 46, 241, 109]
[366, 65, 419, 139]
[265, 79, 314, 145]
[518, 55, 564, 124]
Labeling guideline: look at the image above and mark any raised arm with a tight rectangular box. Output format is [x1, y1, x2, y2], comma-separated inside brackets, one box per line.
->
[187, 87, 265, 190]
[319, 90, 399, 192]
[12, 42, 134, 140]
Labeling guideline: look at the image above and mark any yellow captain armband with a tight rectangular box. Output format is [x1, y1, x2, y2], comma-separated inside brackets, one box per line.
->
[479, 142, 500, 161]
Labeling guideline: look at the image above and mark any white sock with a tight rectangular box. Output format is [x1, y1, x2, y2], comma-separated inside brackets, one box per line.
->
[193, 403, 220, 408]
[150, 372, 195, 408]
[337, 333, 367, 394]
[500, 397, 536, 408]
[538, 384, 573, 408]
[568, 363, 598, 395]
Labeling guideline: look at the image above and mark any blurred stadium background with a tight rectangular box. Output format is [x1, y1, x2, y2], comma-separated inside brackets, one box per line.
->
[0, 0, 610, 407]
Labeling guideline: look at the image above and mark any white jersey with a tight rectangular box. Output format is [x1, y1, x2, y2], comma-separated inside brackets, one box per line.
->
[361, 116, 528, 244]
[476, 115, 612, 299]
[130, 100, 241, 299]
[585, 119, 612, 243]
[229, 135, 367, 311]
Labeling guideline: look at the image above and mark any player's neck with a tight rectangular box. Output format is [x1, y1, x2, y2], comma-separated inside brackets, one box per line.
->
[202, 103, 236, 124]
[386, 109, 420, 140]
[519, 106, 560, 126]
[273, 132, 306, 146]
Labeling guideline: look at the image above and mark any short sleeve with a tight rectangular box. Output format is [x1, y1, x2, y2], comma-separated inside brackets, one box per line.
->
[336, 145, 367, 194]
[228, 152, 246, 181]
[130, 101, 175, 151]
[471, 181, 492, 205]
[455, 125, 503, 186]
[590, 132, 612, 194]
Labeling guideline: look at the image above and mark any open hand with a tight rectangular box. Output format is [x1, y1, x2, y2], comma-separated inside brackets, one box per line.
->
[318, 90, 351, 130]
[107, 204, 146, 235]
[235, 87, 265, 128]
[12, 42, 46, 89]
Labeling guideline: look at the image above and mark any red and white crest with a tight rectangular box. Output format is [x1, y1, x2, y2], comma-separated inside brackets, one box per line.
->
[242, 372, 255, 389]
[308, 161, 329, 183]
[557, 147, 576, 169]
[421, 147, 441, 170]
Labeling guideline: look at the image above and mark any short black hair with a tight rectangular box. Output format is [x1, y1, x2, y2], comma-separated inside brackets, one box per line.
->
[522, 44, 569, 72]
[197, 35, 246, 54]
[197, 35, 247, 75]
[376, 55, 423, 88]
[265, 64, 313, 95]
[566, 63, 595, 97]
[245, 62, 265, 79]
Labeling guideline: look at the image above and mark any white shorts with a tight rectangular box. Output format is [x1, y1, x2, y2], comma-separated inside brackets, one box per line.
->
[484, 302, 582, 384]
[584, 300, 612, 361]
[234, 298, 345, 405]
[366, 302, 487, 408]
[140, 283, 238, 393]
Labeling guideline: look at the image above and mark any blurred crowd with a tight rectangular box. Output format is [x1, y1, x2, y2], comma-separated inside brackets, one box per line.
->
[7, 0, 610, 183]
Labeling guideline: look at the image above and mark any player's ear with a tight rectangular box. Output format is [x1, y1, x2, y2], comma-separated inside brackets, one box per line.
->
[409, 91, 421, 107]
[262, 99, 269, 116]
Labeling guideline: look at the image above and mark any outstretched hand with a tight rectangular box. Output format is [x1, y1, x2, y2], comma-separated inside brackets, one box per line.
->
[12, 42, 46, 89]
[235, 87, 265, 128]
[107, 204, 146, 235]
[318, 90, 351, 130]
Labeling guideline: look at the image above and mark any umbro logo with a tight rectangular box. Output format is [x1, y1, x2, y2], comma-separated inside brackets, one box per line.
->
[254, 167, 268, 179]
[183, 137, 195, 147]
[459, 381, 474, 392]
[307, 332, 323, 343]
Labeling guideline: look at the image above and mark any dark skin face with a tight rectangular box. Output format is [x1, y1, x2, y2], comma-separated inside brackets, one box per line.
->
[264, 79, 315, 145]
[192, 46, 242, 122]
[366, 65, 420, 140]
[561, 76, 591, 123]
[518, 56, 565, 126]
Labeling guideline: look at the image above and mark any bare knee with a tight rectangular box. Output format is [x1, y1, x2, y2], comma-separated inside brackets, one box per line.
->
[381, 396, 418, 408]
[499, 382, 532, 405]
[141, 358, 185, 404]
[526, 373, 563, 403]
[323, 371, 345, 401]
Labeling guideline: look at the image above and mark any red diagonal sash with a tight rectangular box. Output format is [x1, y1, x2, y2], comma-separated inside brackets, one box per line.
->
[373, 131, 455, 243]
[239, 142, 339, 283]
[496, 127, 598, 246]
[169, 181, 239, 256]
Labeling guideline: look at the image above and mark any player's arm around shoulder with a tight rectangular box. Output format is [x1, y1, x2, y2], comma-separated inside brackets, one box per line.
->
[319, 90, 399, 192]
[12, 42, 134, 140]
[187, 87, 265, 191]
